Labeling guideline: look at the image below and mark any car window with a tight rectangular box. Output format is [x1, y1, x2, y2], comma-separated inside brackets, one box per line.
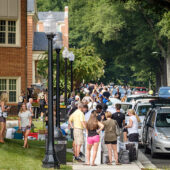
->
[126, 97, 132, 102]
[121, 104, 132, 113]
[156, 113, 170, 127]
[136, 105, 151, 116]
[147, 111, 155, 127]
[151, 112, 156, 127]
[159, 89, 170, 95]
[136, 88, 146, 91]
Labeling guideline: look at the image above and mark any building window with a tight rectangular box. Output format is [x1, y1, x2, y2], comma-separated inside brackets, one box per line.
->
[0, 20, 16, 45]
[0, 79, 17, 102]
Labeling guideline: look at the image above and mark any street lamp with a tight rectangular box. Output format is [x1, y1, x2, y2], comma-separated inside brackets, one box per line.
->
[53, 33, 63, 129]
[68, 51, 75, 92]
[42, 12, 60, 169]
[62, 47, 69, 108]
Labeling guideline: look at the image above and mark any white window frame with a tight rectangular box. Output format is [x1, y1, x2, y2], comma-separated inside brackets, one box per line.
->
[0, 20, 17, 45]
[0, 77, 21, 103]
[0, 0, 21, 47]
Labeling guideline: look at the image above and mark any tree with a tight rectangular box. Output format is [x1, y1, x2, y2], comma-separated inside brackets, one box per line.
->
[37, 0, 68, 11]
[37, 46, 105, 90]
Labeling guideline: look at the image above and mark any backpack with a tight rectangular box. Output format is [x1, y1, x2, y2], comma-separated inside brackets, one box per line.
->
[118, 149, 130, 164]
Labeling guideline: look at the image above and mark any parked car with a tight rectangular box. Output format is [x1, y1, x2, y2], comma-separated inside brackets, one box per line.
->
[133, 87, 148, 95]
[142, 106, 170, 158]
[158, 86, 170, 99]
[134, 102, 152, 142]
[126, 94, 151, 103]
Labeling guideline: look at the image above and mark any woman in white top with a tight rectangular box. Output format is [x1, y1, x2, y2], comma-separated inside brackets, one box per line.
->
[125, 109, 139, 142]
[18, 103, 32, 148]
[0, 92, 9, 143]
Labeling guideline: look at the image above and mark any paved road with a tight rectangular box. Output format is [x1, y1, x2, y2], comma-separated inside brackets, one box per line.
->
[140, 148, 170, 169]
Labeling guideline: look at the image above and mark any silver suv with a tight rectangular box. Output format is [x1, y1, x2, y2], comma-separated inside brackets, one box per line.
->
[142, 107, 170, 158]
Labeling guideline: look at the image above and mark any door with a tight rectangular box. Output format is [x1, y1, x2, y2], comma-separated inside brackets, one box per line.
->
[147, 111, 156, 149]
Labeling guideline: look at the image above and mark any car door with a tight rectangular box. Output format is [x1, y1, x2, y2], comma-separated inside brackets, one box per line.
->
[142, 111, 151, 144]
[147, 111, 156, 148]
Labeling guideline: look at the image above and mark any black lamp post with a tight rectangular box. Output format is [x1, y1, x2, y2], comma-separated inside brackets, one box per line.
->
[62, 48, 69, 108]
[53, 33, 63, 129]
[42, 12, 60, 169]
[69, 51, 75, 92]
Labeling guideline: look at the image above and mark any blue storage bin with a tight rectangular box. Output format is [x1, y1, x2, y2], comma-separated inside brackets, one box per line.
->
[13, 126, 19, 131]
[14, 132, 23, 140]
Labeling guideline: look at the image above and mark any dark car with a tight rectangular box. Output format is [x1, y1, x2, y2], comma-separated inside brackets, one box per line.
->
[158, 87, 170, 99]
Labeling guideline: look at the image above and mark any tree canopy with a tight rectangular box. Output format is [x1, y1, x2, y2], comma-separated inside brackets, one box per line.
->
[37, 0, 170, 89]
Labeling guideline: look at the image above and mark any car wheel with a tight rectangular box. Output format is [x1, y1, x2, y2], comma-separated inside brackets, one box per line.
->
[151, 142, 156, 158]
[144, 144, 150, 154]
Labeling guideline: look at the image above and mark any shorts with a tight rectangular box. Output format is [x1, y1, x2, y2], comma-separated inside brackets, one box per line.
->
[128, 133, 139, 142]
[21, 126, 31, 132]
[123, 128, 128, 133]
[40, 104, 46, 113]
[74, 128, 84, 145]
[0, 116, 6, 122]
[87, 135, 100, 145]
[105, 141, 117, 144]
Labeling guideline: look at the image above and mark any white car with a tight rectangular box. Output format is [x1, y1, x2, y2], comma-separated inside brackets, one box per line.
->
[134, 102, 152, 141]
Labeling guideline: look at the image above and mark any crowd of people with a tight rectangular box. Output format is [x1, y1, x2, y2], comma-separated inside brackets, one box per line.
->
[0, 82, 140, 160]
[0, 88, 47, 148]
[68, 83, 140, 165]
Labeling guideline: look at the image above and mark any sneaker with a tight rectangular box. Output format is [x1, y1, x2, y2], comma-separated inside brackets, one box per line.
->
[77, 158, 84, 163]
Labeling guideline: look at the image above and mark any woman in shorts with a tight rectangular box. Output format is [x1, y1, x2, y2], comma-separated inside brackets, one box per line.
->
[102, 111, 121, 165]
[18, 103, 32, 148]
[0, 92, 9, 143]
[86, 110, 104, 166]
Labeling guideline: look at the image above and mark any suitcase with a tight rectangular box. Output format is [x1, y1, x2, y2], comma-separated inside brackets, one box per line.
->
[126, 143, 137, 162]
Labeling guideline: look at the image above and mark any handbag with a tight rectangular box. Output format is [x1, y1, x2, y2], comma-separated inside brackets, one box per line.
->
[116, 122, 121, 136]
[0, 112, 8, 118]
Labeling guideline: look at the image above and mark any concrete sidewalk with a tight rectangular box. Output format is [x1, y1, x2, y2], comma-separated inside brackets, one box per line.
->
[69, 162, 142, 170]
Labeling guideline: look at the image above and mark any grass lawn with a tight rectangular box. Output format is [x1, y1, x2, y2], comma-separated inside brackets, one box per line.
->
[0, 139, 72, 170]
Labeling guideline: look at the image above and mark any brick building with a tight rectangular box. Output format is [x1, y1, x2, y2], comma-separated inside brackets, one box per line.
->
[27, 0, 69, 86]
[0, 0, 27, 103]
[0, 0, 69, 104]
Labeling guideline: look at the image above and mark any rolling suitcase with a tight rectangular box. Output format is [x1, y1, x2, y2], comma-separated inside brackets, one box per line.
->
[126, 143, 137, 162]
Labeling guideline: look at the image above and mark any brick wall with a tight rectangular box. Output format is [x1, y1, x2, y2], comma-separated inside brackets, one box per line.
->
[62, 6, 69, 48]
[27, 15, 34, 87]
[0, 0, 27, 93]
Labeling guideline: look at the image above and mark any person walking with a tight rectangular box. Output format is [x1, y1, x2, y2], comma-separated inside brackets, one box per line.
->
[86, 110, 104, 166]
[38, 90, 47, 121]
[102, 111, 121, 165]
[18, 91, 26, 113]
[125, 109, 139, 142]
[0, 92, 9, 143]
[18, 103, 32, 148]
[27, 98, 33, 116]
[114, 87, 121, 100]
[69, 102, 86, 162]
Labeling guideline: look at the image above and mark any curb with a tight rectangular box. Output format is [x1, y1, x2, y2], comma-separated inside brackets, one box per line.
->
[135, 160, 145, 169]
[138, 150, 157, 169]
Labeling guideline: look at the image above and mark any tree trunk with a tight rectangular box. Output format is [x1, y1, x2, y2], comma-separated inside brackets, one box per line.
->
[167, 39, 170, 86]
[156, 71, 161, 92]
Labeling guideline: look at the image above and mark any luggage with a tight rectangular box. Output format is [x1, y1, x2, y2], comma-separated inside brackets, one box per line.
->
[118, 149, 130, 164]
[126, 143, 137, 161]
